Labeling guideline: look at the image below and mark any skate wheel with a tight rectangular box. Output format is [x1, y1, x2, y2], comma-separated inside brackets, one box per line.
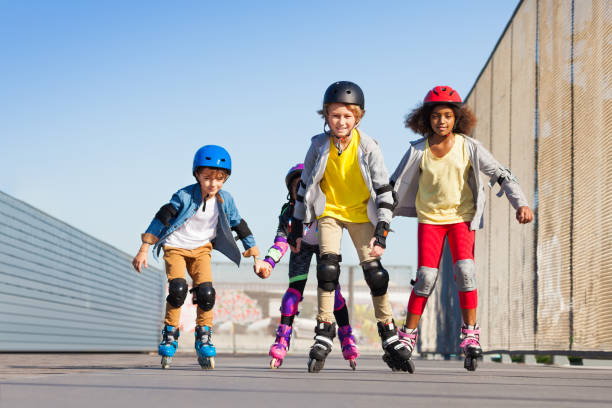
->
[406, 359, 415, 374]
[307, 358, 324, 373]
[270, 358, 282, 369]
[382, 353, 399, 372]
[349, 359, 357, 370]
[198, 356, 215, 370]
[161, 356, 172, 369]
[464, 356, 477, 371]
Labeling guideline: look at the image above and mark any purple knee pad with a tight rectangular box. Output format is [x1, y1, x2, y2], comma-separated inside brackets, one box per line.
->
[280, 288, 302, 316]
[334, 284, 346, 311]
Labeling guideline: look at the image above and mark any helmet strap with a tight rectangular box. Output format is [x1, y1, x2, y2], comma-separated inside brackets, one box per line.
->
[324, 118, 358, 156]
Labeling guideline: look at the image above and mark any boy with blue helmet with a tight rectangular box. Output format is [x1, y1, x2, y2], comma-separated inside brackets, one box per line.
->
[132, 145, 259, 369]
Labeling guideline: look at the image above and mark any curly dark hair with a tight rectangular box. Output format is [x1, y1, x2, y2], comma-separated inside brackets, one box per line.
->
[405, 103, 477, 137]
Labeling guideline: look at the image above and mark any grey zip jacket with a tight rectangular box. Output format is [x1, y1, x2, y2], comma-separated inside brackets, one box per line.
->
[293, 129, 394, 226]
[390, 134, 529, 230]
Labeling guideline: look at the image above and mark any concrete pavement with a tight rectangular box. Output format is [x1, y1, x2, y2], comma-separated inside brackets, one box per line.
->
[1, 353, 611, 407]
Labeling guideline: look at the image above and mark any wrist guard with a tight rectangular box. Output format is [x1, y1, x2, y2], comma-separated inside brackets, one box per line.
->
[373, 221, 390, 249]
[287, 217, 303, 247]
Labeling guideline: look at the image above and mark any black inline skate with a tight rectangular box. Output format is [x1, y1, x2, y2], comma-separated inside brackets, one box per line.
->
[378, 320, 415, 373]
[307, 321, 336, 373]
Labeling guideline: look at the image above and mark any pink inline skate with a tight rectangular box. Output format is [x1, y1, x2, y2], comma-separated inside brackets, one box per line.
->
[337, 325, 359, 370]
[269, 323, 292, 369]
[460, 323, 482, 371]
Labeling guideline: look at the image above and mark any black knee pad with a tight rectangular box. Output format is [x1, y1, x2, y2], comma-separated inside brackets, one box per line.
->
[362, 260, 389, 296]
[166, 278, 188, 308]
[317, 253, 341, 291]
[192, 282, 216, 311]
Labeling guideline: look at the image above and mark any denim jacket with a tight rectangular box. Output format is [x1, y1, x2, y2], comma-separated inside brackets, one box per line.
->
[293, 129, 394, 226]
[390, 134, 529, 230]
[142, 184, 255, 266]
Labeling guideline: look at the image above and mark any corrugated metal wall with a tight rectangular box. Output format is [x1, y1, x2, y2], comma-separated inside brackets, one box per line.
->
[0, 191, 166, 351]
[420, 0, 612, 356]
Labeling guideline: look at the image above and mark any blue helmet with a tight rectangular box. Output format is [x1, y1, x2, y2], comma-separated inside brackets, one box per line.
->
[192, 145, 232, 175]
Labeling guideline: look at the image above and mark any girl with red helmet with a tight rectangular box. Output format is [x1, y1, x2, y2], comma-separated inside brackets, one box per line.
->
[390, 86, 534, 371]
[254, 163, 359, 369]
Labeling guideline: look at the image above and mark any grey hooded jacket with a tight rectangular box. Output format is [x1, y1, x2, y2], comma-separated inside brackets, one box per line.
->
[390, 134, 529, 230]
[293, 130, 394, 226]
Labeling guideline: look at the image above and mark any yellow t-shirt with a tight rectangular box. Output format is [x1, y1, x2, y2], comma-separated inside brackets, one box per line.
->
[416, 134, 475, 224]
[319, 129, 371, 223]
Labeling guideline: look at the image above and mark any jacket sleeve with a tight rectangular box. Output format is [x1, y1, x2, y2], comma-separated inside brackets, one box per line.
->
[293, 141, 318, 221]
[390, 147, 413, 186]
[476, 142, 529, 210]
[224, 192, 256, 250]
[367, 143, 394, 224]
[263, 204, 292, 268]
[142, 190, 182, 244]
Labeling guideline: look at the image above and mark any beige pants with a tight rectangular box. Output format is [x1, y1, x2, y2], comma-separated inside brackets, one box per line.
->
[316, 217, 393, 323]
[163, 243, 213, 327]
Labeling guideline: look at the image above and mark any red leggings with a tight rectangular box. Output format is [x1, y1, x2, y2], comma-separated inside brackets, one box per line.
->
[408, 222, 477, 315]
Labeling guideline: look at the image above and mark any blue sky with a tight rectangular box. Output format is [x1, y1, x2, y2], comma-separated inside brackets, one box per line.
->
[1, 0, 519, 271]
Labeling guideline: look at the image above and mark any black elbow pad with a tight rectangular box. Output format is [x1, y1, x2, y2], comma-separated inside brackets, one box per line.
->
[155, 204, 178, 227]
[231, 219, 252, 240]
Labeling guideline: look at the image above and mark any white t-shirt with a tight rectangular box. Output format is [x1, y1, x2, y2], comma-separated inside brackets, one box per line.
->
[164, 196, 218, 249]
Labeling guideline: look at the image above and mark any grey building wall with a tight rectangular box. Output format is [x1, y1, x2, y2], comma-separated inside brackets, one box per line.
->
[0, 190, 165, 351]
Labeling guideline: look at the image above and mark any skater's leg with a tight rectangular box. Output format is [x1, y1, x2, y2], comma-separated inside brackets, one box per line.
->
[333, 284, 349, 326]
[316, 217, 344, 323]
[309, 218, 343, 372]
[281, 246, 313, 325]
[447, 222, 478, 323]
[159, 247, 191, 367]
[405, 223, 447, 328]
[188, 244, 216, 368]
[269, 280, 304, 366]
[188, 243, 214, 328]
[334, 284, 359, 366]
[447, 223, 481, 370]
[162, 247, 190, 327]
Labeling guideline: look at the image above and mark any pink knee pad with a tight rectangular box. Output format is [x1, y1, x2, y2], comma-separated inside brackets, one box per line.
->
[280, 288, 302, 316]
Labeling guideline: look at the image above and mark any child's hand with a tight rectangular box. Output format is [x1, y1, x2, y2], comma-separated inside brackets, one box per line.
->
[132, 251, 148, 274]
[516, 206, 534, 224]
[368, 237, 385, 257]
[254, 260, 272, 279]
[290, 238, 302, 253]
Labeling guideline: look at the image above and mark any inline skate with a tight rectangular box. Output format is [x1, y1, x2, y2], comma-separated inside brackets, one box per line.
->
[195, 325, 216, 369]
[158, 325, 180, 369]
[460, 323, 482, 371]
[337, 325, 359, 370]
[307, 321, 336, 373]
[378, 320, 414, 373]
[269, 323, 292, 369]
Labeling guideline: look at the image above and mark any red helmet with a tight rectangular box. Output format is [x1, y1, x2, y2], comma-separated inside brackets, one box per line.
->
[423, 86, 462, 107]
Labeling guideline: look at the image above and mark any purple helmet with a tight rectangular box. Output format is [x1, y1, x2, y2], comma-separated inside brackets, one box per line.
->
[285, 163, 304, 189]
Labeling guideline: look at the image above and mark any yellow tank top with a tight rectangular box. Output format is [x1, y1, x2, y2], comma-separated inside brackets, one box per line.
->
[319, 129, 371, 223]
[416, 134, 475, 224]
